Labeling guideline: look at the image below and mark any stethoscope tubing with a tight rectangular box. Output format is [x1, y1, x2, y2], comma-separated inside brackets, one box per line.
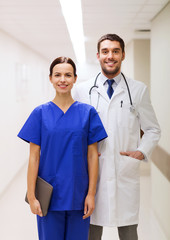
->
[89, 72, 101, 95]
[121, 72, 133, 106]
[89, 72, 133, 107]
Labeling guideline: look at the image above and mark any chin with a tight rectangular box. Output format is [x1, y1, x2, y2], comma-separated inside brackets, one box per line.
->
[104, 67, 120, 76]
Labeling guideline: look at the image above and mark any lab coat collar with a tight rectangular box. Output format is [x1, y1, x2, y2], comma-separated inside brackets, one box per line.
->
[95, 73, 109, 102]
[116, 73, 127, 89]
[100, 72, 122, 86]
[112, 73, 127, 99]
[97, 72, 127, 101]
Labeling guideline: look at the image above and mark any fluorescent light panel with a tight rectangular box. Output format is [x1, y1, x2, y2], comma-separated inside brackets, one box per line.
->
[59, 0, 86, 63]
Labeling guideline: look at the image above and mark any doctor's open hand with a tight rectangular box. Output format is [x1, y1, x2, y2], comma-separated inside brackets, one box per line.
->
[83, 194, 95, 219]
[120, 150, 144, 160]
[29, 198, 43, 217]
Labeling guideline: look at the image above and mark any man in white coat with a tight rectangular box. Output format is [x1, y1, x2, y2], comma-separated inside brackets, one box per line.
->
[73, 34, 161, 240]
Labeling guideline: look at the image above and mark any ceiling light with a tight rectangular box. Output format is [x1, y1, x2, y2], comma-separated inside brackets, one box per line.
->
[135, 29, 151, 32]
[59, 0, 86, 63]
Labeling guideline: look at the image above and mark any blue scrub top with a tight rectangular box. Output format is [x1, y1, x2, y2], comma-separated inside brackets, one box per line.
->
[18, 101, 107, 211]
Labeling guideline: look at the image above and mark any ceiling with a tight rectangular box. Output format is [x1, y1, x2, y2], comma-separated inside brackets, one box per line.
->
[0, 0, 169, 64]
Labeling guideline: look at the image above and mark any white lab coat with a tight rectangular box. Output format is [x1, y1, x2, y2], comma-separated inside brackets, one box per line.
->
[72, 74, 161, 227]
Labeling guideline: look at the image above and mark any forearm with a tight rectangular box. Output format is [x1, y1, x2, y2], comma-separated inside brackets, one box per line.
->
[83, 142, 98, 219]
[27, 143, 40, 202]
[87, 142, 98, 196]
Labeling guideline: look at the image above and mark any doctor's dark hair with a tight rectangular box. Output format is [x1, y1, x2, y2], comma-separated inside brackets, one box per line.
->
[97, 34, 125, 53]
[49, 57, 77, 77]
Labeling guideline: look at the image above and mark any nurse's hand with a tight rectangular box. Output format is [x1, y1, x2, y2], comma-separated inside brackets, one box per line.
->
[120, 150, 144, 160]
[83, 194, 95, 219]
[29, 198, 43, 217]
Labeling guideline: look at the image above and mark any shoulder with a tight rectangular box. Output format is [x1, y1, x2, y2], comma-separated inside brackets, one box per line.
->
[127, 77, 147, 89]
[75, 102, 101, 127]
[75, 101, 94, 110]
[72, 78, 95, 101]
[75, 101, 96, 114]
[31, 102, 52, 115]
[123, 76, 151, 106]
[125, 76, 148, 96]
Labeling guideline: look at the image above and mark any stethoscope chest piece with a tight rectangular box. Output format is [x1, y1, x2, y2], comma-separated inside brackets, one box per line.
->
[130, 105, 135, 113]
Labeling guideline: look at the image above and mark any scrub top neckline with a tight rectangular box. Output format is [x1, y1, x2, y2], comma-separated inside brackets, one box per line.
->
[50, 101, 77, 114]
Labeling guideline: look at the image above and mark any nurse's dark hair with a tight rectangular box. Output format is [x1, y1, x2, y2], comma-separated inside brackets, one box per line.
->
[49, 56, 77, 77]
[97, 34, 125, 53]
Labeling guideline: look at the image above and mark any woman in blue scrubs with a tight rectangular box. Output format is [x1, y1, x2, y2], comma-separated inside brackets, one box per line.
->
[18, 56, 107, 240]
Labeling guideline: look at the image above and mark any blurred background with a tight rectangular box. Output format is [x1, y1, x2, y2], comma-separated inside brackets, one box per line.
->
[0, 0, 170, 239]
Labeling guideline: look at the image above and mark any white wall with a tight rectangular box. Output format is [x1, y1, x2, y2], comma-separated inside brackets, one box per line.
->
[151, 163, 170, 239]
[0, 30, 52, 196]
[123, 40, 134, 79]
[151, 2, 170, 239]
[151, 3, 170, 153]
[134, 39, 150, 89]
[123, 39, 150, 89]
[76, 62, 100, 82]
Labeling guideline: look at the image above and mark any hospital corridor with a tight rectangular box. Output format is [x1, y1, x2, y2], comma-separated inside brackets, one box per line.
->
[0, 163, 168, 240]
[0, 0, 170, 239]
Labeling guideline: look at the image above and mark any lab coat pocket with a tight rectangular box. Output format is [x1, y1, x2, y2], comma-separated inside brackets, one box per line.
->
[117, 103, 138, 128]
[118, 156, 140, 183]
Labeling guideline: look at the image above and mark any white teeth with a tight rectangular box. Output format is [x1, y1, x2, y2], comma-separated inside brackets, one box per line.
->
[106, 61, 117, 66]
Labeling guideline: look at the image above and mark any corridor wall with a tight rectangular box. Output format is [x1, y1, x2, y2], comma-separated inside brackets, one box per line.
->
[150, 2, 170, 239]
[123, 39, 150, 89]
[0, 30, 51, 196]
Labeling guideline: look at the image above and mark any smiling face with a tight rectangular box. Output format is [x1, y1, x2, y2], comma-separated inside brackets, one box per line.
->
[97, 40, 125, 79]
[49, 63, 77, 94]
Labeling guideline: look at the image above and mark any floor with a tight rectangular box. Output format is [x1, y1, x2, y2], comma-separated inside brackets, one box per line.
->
[0, 164, 167, 240]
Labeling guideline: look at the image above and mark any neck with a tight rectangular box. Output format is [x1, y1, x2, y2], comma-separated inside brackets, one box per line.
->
[52, 93, 74, 107]
[102, 70, 121, 79]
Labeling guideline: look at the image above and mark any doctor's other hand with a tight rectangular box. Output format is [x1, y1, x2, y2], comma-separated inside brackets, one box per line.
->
[29, 198, 43, 217]
[120, 150, 144, 160]
[83, 194, 95, 219]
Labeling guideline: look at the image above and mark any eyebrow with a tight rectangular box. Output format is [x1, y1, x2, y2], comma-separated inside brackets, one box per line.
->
[53, 71, 73, 74]
[101, 47, 121, 51]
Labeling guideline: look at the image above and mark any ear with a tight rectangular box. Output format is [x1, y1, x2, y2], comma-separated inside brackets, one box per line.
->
[74, 76, 77, 83]
[97, 52, 100, 60]
[49, 76, 52, 83]
[122, 52, 125, 61]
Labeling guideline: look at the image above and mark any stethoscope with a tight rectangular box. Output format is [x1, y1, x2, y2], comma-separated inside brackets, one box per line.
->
[89, 72, 135, 113]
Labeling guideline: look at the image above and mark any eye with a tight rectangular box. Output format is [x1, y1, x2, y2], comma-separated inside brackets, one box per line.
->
[102, 50, 108, 54]
[54, 74, 60, 77]
[66, 73, 72, 77]
[113, 49, 120, 54]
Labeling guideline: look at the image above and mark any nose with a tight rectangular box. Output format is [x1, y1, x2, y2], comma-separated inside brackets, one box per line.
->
[108, 51, 114, 59]
[60, 75, 65, 82]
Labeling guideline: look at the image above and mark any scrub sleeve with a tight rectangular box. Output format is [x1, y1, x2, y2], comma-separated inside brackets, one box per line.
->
[18, 107, 41, 146]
